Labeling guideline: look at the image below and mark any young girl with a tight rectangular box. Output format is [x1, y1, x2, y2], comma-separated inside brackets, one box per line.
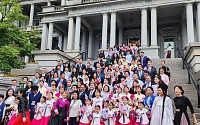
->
[135, 87, 145, 107]
[79, 98, 93, 125]
[42, 92, 54, 125]
[69, 90, 82, 125]
[48, 91, 70, 125]
[32, 96, 46, 125]
[7, 97, 20, 125]
[101, 85, 110, 100]
[118, 97, 134, 125]
[92, 89, 103, 110]
[89, 105, 104, 125]
[12, 89, 31, 125]
[104, 102, 117, 125]
[134, 102, 150, 125]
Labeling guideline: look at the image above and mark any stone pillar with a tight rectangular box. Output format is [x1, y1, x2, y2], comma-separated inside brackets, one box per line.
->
[58, 35, 62, 50]
[110, 12, 117, 48]
[118, 28, 123, 45]
[41, 23, 47, 50]
[61, 0, 65, 6]
[186, 3, 195, 43]
[81, 30, 87, 52]
[88, 31, 93, 58]
[63, 35, 68, 51]
[29, 4, 34, 26]
[25, 56, 29, 63]
[67, 17, 74, 50]
[47, 22, 54, 50]
[197, 2, 200, 42]
[141, 8, 148, 47]
[102, 13, 108, 49]
[74, 16, 81, 51]
[151, 7, 157, 46]
[47, 1, 51, 6]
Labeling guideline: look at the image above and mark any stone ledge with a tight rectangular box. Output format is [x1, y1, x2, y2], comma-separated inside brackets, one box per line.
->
[139, 46, 160, 59]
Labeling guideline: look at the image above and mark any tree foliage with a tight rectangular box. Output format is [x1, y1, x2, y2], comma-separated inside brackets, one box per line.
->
[0, 0, 41, 72]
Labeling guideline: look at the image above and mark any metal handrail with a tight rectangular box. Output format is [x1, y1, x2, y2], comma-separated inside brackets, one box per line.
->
[177, 47, 200, 108]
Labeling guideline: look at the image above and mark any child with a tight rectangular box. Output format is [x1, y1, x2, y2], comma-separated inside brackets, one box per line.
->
[118, 97, 134, 125]
[101, 85, 110, 100]
[89, 105, 104, 125]
[134, 102, 150, 125]
[7, 97, 20, 125]
[92, 89, 103, 110]
[0, 94, 5, 125]
[42, 92, 54, 125]
[134, 87, 145, 107]
[104, 102, 117, 125]
[32, 96, 46, 125]
[79, 98, 93, 125]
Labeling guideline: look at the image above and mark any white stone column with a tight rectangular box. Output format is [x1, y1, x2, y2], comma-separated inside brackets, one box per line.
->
[58, 35, 62, 50]
[81, 31, 87, 52]
[197, 2, 200, 42]
[63, 35, 68, 51]
[88, 31, 93, 58]
[74, 16, 81, 51]
[41, 23, 47, 50]
[110, 12, 117, 48]
[118, 28, 123, 45]
[47, 1, 51, 6]
[25, 56, 29, 63]
[61, 0, 65, 6]
[29, 4, 34, 26]
[141, 8, 148, 47]
[47, 22, 54, 50]
[67, 17, 74, 50]
[102, 13, 108, 49]
[151, 7, 157, 46]
[186, 3, 195, 43]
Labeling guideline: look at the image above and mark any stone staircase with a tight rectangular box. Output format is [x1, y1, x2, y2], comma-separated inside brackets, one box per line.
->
[152, 58, 200, 124]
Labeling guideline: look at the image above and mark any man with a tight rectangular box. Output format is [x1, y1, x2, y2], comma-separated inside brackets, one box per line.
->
[78, 59, 86, 76]
[142, 75, 154, 93]
[159, 60, 170, 80]
[87, 83, 96, 99]
[146, 60, 157, 80]
[140, 52, 149, 68]
[8, 80, 20, 96]
[29, 86, 42, 121]
[32, 72, 40, 86]
[132, 74, 144, 88]
[112, 46, 119, 56]
[96, 67, 104, 84]
[21, 77, 28, 89]
[136, 64, 145, 81]
[39, 68, 49, 83]
[57, 73, 67, 88]
[94, 57, 102, 68]
[55, 65, 62, 77]
[126, 50, 132, 65]
[73, 58, 80, 69]
[64, 67, 71, 80]
[86, 63, 93, 78]
[79, 84, 88, 105]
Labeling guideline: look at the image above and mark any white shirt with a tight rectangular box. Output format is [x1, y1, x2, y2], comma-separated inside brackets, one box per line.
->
[34, 102, 46, 120]
[80, 105, 93, 123]
[135, 108, 149, 124]
[101, 92, 109, 100]
[42, 99, 54, 117]
[69, 99, 82, 117]
[119, 104, 131, 124]
[126, 54, 132, 64]
[5, 96, 15, 105]
[92, 97, 103, 110]
[91, 113, 102, 125]
[104, 109, 116, 125]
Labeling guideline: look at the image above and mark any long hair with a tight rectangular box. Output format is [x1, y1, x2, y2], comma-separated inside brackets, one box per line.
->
[5, 88, 14, 100]
[158, 84, 168, 124]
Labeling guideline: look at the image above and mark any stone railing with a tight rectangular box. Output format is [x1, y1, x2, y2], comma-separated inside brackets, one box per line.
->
[42, 5, 64, 13]
[66, 0, 111, 6]
[19, 26, 42, 31]
[82, 0, 110, 4]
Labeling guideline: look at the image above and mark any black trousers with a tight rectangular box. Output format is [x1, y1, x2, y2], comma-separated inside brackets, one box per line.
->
[69, 117, 79, 125]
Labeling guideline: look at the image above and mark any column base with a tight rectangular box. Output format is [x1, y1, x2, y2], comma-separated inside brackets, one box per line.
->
[139, 46, 159, 59]
[26, 26, 32, 32]
[65, 50, 81, 58]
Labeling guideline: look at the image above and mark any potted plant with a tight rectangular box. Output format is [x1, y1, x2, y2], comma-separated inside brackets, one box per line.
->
[26, 60, 40, 69]
[3, 73, 21, 83]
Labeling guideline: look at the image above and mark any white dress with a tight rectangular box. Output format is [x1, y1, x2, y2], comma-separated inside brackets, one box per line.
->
[135, 108, 149, 124]
[92, 97, 103, 110]
[151, 96, 174, 125]
[119, 104, 131, 124]
[80, 105, 93, 124]
[42, 99, 54, 117]
[34, 102, 46, 120]
[5, 96, 15, 106]
[104, 109, 116, 125]
[91, 112, 102, 125]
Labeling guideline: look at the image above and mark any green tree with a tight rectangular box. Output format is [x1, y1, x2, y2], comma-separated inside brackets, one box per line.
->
[0, 0, 40, 72]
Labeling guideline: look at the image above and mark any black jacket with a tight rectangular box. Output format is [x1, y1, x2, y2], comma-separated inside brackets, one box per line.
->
[18, 97, 29, 118]
[80, 91, 87, 105]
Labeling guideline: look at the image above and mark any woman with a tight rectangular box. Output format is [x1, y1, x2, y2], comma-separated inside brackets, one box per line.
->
[48, 70, 54, 84]
[99, 50, 105, 59]
[3, 88, 15, 125]
[152, 75, 164, 96]
[69, 90, 82, 125]
[112, 53, 119, 64]
[108, 48, 113, 58]
[25, 81, 33, 94]
[165, 43, 171, 58]
[174, 85, 197, 125]
[12, 89, 31, 125]
[48, 91, 70, 125]
[51, 72, 59, 85]
[160, 68, 169, 85]
[129, 80, 138, 94]
[144, 87, 155, 111]
[151, 84, 174, 125]
[71, 68, 78, 78]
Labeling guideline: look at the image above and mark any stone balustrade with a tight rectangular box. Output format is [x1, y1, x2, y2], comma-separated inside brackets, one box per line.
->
[42, 5, 64, 13]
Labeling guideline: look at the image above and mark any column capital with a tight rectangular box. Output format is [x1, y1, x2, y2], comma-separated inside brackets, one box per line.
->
[185, 1, 194, 6]
[150, 6, 157, 10]
[140, 7, 148, 11]
[110, 11, 117, 15]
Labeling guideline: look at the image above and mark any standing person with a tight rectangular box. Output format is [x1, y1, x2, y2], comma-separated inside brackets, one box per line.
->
[144, 87, 155, 111]
[134, 102, 150, 125]
[174, 85, 197, 125]
[7, 97, 20, 125]
[8, 80, 20, 96]
[48, 91, 70, 125]
[0, 94, 5, 125]
[69, 91, 82, 125]
[21, 77, 28, 89]
[87, 83, 96, 99]
[165, 43, 171, 58]
[126, 50, 132, 65]
[140, 52, 149, 68]
[152, 75, 164, 96]
[3, 89, 15, 125]
[40, 68, 49, 83]
[99, 50, 105, 59]
[151, 84, 174, 125]
[159, 68, 169, 85]
[29, 86, 42, 121]
[159, 61, 170, 80]
[32, 72, 40, 86]
[12, 89, 31, 125]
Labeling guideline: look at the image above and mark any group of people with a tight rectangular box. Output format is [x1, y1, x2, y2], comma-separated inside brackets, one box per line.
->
[0, 43, 197, 125]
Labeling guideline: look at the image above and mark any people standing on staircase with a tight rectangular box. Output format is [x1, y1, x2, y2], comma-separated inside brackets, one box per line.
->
[159, 60, 170, 80]
[164, 43, 171, 58]
[32, 72, 40, 86]
[21, 77, 28, 89]
[39, 68, 49, 83]
[159, 68, 169, 86]
[8, 80, 20, 96]
[174, 85, 197, 125]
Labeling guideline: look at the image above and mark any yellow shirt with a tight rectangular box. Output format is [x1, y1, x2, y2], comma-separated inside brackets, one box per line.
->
[39, 87, 47, 96]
